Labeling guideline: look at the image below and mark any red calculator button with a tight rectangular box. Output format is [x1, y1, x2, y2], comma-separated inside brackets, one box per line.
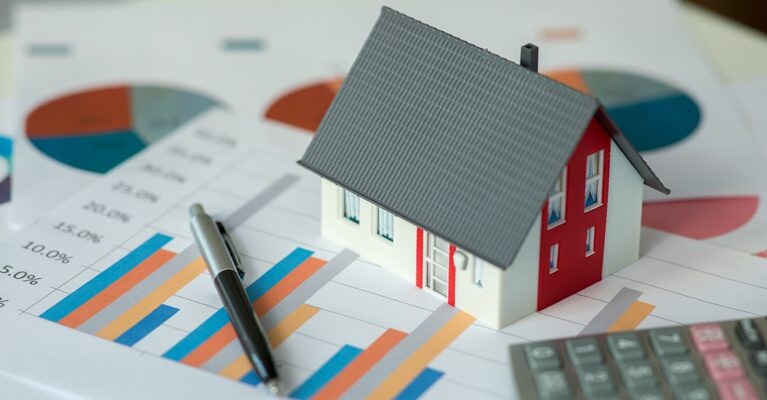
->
[717, 378, 759, 400]
[691, 323, 729, 352]
[704, 350, 744, 381]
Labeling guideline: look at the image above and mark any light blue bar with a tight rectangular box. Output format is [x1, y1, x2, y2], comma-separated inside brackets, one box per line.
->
[395, 368, 444, 400]
[240, 371, 260, 385]
[291, 345, 363, 400]
[114, 304, 179, 346]
[40, 234, 173, 322]
[162, 247, 313, 361]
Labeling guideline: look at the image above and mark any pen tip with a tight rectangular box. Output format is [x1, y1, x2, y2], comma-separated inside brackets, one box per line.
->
[189, 203, 205, 217]
[265, 379, 283, 397]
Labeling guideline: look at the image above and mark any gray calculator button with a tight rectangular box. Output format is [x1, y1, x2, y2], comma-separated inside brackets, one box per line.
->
[650, 328, 687, 356]
[660, 357, 699, 385]
[577, 365, 614, 394]
[628, 389, 664, 400]
[674, 385, 712, 400]
[752, 349, 767, 374]
[619, 362, 658, 389]
[566, 337, 602, 366]
[534, 370, 571, 399]
[736, 319, 764, 349]
[607, 332, 644, 361]
[585, 394, 620, 400]
[525, 343, 560, 370]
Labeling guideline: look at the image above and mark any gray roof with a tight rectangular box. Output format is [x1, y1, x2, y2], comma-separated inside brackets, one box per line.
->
[299, 7, 668, 269]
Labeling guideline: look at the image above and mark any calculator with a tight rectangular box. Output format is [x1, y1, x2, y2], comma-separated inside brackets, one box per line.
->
[509, 317, 767, 399]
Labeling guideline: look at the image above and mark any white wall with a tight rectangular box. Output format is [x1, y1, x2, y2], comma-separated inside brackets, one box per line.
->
[321, 179, 417, 282]
[603, 141, 645, 276]
[453, 249, 501, 328]
[498, 218, 541, 328]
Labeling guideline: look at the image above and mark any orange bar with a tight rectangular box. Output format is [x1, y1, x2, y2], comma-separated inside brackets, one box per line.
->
[608, 301, 655, 332]
[181, 324, 237, 367]
[313, 329, 407, 400]
[366, 312, 475, 399]
[267, 304, 320, 347]
[544, 69, 591, 94]
[97, 257, 206, 340]
[220, 354, 251, 380]
[60, 249, 175, 328]
[253, 257, 326, 316]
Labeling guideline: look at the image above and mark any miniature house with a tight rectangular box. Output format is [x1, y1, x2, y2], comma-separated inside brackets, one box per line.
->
[299, 7, 669, 328]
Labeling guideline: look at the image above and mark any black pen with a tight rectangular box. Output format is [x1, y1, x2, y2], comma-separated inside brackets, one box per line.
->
[189, 204, 282, 396]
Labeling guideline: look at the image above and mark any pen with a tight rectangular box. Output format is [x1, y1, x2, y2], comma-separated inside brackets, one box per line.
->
[189, 204, 282, 396]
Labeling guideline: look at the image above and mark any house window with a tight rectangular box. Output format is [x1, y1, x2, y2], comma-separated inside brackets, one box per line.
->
[342, 189, 360, 223]
[474, 258, 484, 287]
[586, 226, 595, 256]
[585, 151, 603, 210]
[549, 244, 559, 274]
[547, 168, 566, 228]
[376, 207, 394, 241]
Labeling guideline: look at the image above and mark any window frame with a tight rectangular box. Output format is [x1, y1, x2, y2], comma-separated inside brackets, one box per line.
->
[549, 244, 559, 274]
[341, 188, 360, 225]
[375, 206, 395, 242]
[473, 257, 484, 287]
[584, 150, 604, 212]
[547, 168, 567, 229]
[585, 226, 596, 257]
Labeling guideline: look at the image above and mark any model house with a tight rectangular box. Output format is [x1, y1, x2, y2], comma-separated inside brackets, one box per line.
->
[299, 7, 669, 328]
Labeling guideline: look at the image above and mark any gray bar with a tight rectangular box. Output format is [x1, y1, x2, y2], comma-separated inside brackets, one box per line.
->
[200, 249, 359, 373]
[580, 287, 643, 335]
[223, 174, 299, 228]
[222, 38, 266, 52]
[340, 303, 458, 400]
[79, 174, 299, 334]
[78, 246, 199, 334]
[201, 339, 242, 373]
[27, 43, 72, 56]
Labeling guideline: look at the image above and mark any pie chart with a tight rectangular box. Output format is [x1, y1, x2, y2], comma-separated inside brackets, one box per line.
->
[545, 69, 701, 152]
[0, 135, 11, 205]
[264, 77, 343, 133]
[26, 85, 221, 173]
[642, 196, 759, 239]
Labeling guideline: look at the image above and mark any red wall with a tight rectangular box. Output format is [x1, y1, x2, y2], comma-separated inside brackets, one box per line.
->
[537, 118, 612, 310]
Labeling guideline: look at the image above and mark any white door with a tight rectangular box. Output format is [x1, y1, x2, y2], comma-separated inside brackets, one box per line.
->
[425, 233, 450, 297]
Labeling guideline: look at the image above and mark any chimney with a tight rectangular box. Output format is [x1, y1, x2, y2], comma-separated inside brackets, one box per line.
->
[520, 43, 539, 72]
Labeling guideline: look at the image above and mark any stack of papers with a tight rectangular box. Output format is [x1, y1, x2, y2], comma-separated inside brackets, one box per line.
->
[1, 0, 766, 398]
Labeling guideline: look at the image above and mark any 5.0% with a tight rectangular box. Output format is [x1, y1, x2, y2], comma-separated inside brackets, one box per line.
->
[0, 265, 41, 285]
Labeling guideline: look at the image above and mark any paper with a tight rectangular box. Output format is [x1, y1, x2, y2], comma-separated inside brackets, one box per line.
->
[0, 104, 766, 398]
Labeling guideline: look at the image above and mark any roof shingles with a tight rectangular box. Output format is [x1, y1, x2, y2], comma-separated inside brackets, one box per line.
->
[299, 7, 664, 269]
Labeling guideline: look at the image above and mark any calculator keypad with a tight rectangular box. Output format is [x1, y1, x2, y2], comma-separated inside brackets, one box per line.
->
[511, 317, 767, 399]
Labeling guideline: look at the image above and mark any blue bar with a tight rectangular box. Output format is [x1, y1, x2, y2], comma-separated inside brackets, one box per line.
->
[163, 248, 314, 361]
[240, 371, 261, 385]
[395, 368, 444, 400]
[41, 234, 173, 322]
[115, 304, 179, 346]
[290, 345, 362, 400]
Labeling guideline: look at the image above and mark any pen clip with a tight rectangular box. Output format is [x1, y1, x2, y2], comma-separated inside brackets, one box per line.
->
[216, 221, 245, 279]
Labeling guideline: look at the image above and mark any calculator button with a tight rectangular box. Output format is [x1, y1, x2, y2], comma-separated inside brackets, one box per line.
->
[674, 385, 712, 400]
[576, 365, 614, 395]
[607, 332, 644, 361]
[650, 328, 687, 356]
[716, 378, 759, 400]
[704, 350, 744, 382]
[627, 388, 664, 400]
[751, 349, 767, 374]
[534, 370, 571, 399]
[566, 337, 602, 366]
[619, 361, 658, 390]
[690, 323, 729, 353]
[660, 356, 700, 385]
[525, 343, 560, 370]
[736, 319, 764, 349]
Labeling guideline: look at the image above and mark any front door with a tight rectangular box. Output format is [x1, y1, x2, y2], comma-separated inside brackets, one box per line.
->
[424, 233, 450, 298]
